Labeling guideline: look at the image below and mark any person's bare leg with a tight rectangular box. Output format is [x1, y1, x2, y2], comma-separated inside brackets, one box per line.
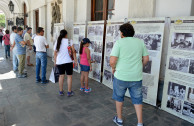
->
[134, 104, 143, 124]
[116, 101, 123, 120]
[59, 75, 65, 91]
[84, 72, 89, 89]
[27, 56, 30, 65]
[67, 75, 72, 92]
[80, 72, 85, 88]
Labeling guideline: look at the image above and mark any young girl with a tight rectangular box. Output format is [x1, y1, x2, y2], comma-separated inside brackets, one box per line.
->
[79, 38, 92, 93]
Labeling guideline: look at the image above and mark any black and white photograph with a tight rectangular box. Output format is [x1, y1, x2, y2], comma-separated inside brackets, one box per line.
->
[88, 26, 95, 36]
[74, 44, 80, 54]
[114, 25, 121, 41]
[93, 70, 101, 81]
[107, 25, 114, 36]
[182, 101, 194, 118]
[106, 42, 114, 55]
[171, 33, 194, 51]
[143, 59, 152, 74]
[103, 70, 112, 82]
[74, 28, 79, 35]
[168, 57, 189, 73]
[105, 56, 111, 69]
[189, 60, 194, 74]
[95, 26, 103, 36]
[142, 86, 148, 99]
[166, 96, 182, 113]
[79, 36, 84, 42]
[93, 54, 102, 64]
[167, 82, 186, 100]
[134, 34, 162, 51]
[187, 87, 194, 103]
[94, 42, 103, 53]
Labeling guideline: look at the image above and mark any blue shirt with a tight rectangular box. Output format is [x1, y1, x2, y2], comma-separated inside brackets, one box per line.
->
[15, 34, 26, 55]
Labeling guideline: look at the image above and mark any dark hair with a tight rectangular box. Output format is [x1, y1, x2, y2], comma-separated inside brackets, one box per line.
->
[12, 26, 17, 31]
[17, 27, 23, 32]
[25, 25, 28, 29]
[0, 29, 2, 32]
[79, 38, 90, 54]
[119, 23, 135, 37]
[5, 30, 9, 34]
[37, 27, 44, 33]
[56, 30, 68, 51]
[79, 41, 84, 55]
[27, 27, 32, 31]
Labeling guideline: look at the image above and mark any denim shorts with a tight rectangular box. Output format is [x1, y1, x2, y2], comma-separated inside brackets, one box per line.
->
[112, 77, 143, 104]
[80, 64, 90, 72]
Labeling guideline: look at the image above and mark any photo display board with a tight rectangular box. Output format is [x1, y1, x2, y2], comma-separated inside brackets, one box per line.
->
[52, 23, 65, 61]
[161, 17, 194, 124]
[103, 18, 165, 106]
[87, 21, 105, 82]
[73, 22, 87, 73]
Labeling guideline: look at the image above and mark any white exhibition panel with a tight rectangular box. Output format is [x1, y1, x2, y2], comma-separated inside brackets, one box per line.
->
[73, 22, 87, 73]
[161, 17, 194, 124]
[102, 18, 166, 106]
[87, 21, 105, 82]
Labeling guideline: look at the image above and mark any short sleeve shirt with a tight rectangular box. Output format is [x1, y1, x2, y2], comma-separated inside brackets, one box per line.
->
[54, 39, 73, 65]
[34, 36, 48, 52]
[10, 33, 17, 54]
[24, 33, 33, 45]
[15, 34, 26, 55]
[110, 37, 149, 81]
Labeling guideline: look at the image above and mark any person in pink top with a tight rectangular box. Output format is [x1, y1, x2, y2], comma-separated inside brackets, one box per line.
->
[2, 30, 10, 59]
[79, 38, 93, 93]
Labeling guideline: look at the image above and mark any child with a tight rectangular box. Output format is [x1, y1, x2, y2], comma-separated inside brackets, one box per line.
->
[79, 38, 93, 93]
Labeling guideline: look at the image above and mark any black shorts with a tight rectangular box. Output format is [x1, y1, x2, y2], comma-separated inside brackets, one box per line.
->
[57, 63, 73, 75]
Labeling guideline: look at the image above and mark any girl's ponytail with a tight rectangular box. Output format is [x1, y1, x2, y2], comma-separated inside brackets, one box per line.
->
[79, 41, 84, 55]
[56, 30, 68, 51]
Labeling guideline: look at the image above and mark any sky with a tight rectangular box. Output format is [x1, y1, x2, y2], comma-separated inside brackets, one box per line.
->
[0, 10, 4, 15]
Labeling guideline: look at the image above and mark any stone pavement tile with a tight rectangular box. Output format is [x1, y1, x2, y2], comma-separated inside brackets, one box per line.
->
[0, 108, 5, 126]
[178, 120, 193, 126]
[47, 112, 72, 126]
[70, 122, 88, 126]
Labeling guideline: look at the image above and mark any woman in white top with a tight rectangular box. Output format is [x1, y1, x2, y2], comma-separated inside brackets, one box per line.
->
[54, 30, 77, 96]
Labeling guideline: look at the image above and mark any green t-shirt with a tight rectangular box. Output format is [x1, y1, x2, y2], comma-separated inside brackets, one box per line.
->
[110, 37, 149, 81]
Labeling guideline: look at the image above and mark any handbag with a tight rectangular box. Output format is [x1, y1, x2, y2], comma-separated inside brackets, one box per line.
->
[67, 40, 74, 60]
[49, 67, 60, 83]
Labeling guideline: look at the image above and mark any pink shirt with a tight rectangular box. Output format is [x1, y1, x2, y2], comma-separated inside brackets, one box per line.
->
[80, 47, 90, 66]
[3, 34, 10, 45]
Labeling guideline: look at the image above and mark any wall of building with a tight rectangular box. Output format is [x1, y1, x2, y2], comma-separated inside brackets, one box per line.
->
[155, 0, 192, 17]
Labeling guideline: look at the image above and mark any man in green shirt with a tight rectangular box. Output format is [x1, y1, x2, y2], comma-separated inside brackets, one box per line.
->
[110, 23, 149, 126]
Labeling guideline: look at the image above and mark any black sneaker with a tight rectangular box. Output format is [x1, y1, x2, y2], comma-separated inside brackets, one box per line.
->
[36, 79, 41, 83]
[41, 80, 49, 84]
[18, 74, 27, 78]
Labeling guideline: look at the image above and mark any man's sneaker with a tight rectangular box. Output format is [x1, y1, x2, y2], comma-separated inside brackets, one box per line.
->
[18, 74, 27, 78]
[41, 80, 49, 84]
[36, 79, 41, 83]
[59, 90, 65, 96]
[113, 116, 123, 126]
[80, 87, 85, 91]
[84, 88, 91, 93]
[67, 91, 74, 97]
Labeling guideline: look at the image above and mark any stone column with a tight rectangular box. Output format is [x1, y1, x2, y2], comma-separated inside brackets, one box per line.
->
[62, 0, 75, 39]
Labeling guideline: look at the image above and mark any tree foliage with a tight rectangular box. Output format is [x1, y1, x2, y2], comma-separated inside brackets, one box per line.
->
[0, 14, 5, 28]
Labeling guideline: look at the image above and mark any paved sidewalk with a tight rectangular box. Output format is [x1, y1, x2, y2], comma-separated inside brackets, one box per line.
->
[0, 46, 193, 126]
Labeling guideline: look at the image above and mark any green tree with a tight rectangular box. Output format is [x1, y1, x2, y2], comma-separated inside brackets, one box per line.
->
[0, 14, 5, 28]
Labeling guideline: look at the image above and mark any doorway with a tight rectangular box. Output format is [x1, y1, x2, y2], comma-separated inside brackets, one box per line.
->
[35, 10, 39, 33]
